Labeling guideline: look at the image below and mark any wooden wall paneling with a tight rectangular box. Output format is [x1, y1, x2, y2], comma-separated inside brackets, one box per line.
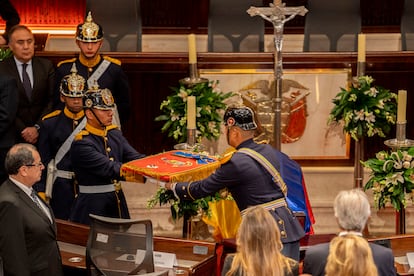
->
[0, 0, 407, 34]
[124, 70, 187, 154]
[140, 0, 209, 34]
[11, 0, 85, 26]
[36, 51, 414, 165]
[361, 0, 404, 28]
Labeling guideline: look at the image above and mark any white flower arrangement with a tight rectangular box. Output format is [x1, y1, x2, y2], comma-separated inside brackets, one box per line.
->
[328, 75, 397, 140]
[155, 81, 233, 143]
[363, 147, 414, 211]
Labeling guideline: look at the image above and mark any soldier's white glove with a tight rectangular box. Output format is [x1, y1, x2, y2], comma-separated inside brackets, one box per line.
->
[145, 177, 167, 188]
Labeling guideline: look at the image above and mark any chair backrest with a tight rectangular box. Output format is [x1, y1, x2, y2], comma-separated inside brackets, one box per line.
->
[86, 214, 155, 276]
[401, 0, 414, 50]
[303, 0, 361, 52]
[0, 256, 3, 276]
[208, 0, 264, 52]
[85, 0, 142, 52]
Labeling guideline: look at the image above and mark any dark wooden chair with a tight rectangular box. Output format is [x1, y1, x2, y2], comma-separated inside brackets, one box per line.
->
[208, 0, 264, 52]
[85, 0, 142, 52]
[303, 0, 361, 52]
[401, 0, 414, 50]
[86, 214, 168, 276]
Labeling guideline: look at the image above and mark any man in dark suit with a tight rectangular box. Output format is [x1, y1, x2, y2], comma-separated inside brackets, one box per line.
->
[302, 189, 396, 276]
[0, 143, 63, 276]
[0, 75, 18, 183]
[0, 25, 54, 145]
[164, 106, 305, 261]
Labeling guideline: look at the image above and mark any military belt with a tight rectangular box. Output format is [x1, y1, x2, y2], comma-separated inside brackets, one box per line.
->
[241, 198, 287, 217]
[78, 184, 121, 194]
[55, 169, 75, 180]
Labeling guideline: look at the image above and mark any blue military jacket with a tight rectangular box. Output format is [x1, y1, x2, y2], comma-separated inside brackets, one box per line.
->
[69, 123, 145, 224]
[175, 138, 305, 243]
[35, 108, 85, 219]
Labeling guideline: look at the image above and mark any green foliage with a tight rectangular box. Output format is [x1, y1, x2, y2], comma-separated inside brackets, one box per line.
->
[0, 48, 12, 61]
[362, 147, 414, 211]
[328, 75, 397, 141]
[155, 81, 233, 143]
[147, 187, 233, 220]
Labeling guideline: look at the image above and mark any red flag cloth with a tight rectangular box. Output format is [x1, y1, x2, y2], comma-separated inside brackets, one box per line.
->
[121, 150, 221, 182]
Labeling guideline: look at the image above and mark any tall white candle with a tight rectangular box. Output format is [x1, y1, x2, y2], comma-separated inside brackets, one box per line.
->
[358, 34, 366, 62]
[187, 96, 196, 129]
[397, 90, 407, 123]
[188, 34, 197, 64]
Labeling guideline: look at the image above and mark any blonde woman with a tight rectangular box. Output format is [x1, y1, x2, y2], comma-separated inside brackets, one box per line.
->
[325, 235, 378, 276]
[222, 206, 298, 276]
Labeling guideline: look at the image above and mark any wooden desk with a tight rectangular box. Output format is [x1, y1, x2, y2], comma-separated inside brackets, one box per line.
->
[369, 234, 414, 276]
[56, 219, 216, 276]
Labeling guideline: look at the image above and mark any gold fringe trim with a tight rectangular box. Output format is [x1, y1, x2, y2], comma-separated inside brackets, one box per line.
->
[121, 151, 221, 183]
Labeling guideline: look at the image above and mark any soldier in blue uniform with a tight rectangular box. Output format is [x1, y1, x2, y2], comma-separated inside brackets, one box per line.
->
[54, 12, 131, 127]
[164, 106, 305, 260]
[69, 85, 145, 225]
[35, 64, 86, 219]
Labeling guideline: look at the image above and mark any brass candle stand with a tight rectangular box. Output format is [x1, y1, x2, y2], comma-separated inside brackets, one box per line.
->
[384, 121, 414, 234]
[179, 64, 209, 87]
[354, 61, 366, 188]
[384, 122, 414, 150]
[174, 64, 208, 152]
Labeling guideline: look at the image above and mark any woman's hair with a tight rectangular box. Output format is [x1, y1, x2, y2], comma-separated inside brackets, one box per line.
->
[225, 206, 294, 276]
[325, 235, 378, 276]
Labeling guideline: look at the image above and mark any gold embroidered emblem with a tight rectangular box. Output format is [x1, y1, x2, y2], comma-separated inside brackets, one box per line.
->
[101, 89, 114, 106]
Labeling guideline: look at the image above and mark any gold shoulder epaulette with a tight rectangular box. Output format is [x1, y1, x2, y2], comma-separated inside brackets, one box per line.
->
[219, 147, 237, 164]
[74, 130, 89, 141]
[42, 110, 61, 121]
[103, 56, 121, 66]
[57, 58, 77, 68]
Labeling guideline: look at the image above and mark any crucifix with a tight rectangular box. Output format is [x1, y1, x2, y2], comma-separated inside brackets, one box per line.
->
[247, 0, 307, 150]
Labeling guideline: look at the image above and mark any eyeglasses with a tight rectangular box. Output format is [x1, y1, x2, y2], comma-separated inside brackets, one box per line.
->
[25, 162, 44, 168]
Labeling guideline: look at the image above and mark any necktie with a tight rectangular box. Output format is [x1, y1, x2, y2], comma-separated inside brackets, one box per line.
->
[22, 63, 32, 99]
[30, 189, 52, 222]
[30, 189, 43, 210]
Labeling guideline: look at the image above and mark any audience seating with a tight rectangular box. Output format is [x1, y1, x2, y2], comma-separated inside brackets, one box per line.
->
[208, 0, 264, 52]
[85, 0, 142, 52]
[401, 0, 414, 50]
[303, 0, 361, 52]
[86, 214, 168, 275]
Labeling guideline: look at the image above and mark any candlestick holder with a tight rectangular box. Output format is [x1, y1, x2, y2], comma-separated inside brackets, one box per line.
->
[174, 134, 205, 152]
[357, 61, 366, 77]
[174, 64, 207, 152]
[180, 63, 208, 86]
[384, 121, 414, 235]
[384, 122, 414, 150]
[187, 128, 196, 146]
[354, 61, 366, 188]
